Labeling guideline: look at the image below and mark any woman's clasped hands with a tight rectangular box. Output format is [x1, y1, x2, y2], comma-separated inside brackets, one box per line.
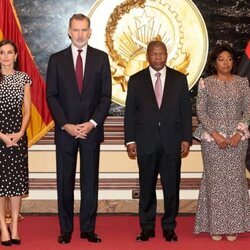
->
[1, 132, 22, 147]
[212, 131, 241, 149]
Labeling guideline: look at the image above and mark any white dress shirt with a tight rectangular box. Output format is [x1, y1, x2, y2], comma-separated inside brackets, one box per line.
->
[149, 66, 167, 91]
[71, 43, 87, 73]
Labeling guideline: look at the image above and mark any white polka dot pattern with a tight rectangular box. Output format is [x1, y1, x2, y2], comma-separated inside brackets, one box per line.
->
[0, 71, 32, 197]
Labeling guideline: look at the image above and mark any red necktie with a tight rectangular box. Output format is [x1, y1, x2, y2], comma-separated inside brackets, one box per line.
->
[76, 49, 83, 92]
[154, 72, 162, 108]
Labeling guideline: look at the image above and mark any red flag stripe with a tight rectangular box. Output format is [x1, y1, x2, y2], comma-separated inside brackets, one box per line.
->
[0, 0, 53, 146]
[0, 0, 51, 125]
[245, 41, 250, 59]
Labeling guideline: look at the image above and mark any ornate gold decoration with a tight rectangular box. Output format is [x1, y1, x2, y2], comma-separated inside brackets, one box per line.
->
[88, 0, 208, 106]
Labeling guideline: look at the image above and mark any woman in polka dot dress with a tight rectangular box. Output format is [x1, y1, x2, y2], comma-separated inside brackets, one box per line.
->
[193, 44, 250, 241]
[0, 39, 31, 246]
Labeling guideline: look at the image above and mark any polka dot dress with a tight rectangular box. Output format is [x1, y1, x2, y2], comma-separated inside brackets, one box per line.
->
[0, 71, 32, 197]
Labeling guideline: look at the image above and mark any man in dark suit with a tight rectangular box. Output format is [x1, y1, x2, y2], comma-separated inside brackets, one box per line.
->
[124, 41, 192, 242]
[46, 14, 111, 244]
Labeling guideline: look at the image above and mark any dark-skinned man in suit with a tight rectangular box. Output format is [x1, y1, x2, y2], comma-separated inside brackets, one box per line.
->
[46, 14, 111, 244]
[124, 40, 192, 242]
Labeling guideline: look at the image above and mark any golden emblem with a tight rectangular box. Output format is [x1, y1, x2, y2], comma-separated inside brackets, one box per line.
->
[88, 0, 208, 106]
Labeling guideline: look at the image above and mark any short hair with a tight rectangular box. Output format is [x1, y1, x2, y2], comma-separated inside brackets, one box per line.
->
[147, 41, 167, 54]
[69, 13, 90, 28]
[206, 44, 236, 75]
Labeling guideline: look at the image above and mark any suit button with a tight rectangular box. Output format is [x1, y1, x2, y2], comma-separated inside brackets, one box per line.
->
[158, 122, 161, 127]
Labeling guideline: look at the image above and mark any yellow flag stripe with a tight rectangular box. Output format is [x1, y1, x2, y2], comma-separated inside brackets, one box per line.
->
[9, 0, 22, 31]
[27, 104, 54, 147]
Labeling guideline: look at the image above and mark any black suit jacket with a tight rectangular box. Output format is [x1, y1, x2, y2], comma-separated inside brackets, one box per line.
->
[46, 45, 111, 145]
[124, 66, 192, 155]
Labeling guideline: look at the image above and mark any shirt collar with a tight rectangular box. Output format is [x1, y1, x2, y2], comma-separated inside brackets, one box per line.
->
[71, 43, 87, 54]
[149, 66, 167, 77]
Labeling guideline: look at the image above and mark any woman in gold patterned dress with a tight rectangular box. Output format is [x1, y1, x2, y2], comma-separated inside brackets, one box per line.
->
[193, 44, 250, 241]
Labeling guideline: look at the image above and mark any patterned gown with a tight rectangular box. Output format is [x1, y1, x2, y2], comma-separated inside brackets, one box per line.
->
[0, 71, 32, 197]
[193, 75, 250, 235]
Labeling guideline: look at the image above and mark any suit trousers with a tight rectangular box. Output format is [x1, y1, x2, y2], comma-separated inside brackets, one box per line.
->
[137, 132, 181, 231]
[56, 138, 100, 234]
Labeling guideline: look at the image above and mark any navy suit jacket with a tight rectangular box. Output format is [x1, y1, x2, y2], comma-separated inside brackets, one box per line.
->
[46, 45, 111, 146]
[124, 66, 192, 155]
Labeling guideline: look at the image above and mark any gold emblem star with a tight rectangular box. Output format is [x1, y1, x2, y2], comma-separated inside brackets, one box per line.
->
[134, 10, 153, 31]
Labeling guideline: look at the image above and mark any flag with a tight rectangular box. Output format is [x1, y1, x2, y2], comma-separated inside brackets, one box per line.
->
[0, 0, 54, 147]
[238, 40, 250, 81]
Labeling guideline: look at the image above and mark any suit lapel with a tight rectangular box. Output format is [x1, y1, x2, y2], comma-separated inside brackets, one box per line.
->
[161, 66, 172, 109]
[82, 45, 93, 96]
[62, 47, 80, 95]
[144, 68, 159, 109]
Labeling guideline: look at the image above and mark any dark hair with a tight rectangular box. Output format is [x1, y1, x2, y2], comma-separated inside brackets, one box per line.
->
[206, 44, 236, 75]
[69, 13, 90, 28]
[0, 39, 19, 81]
[147, 40, 167, 54]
